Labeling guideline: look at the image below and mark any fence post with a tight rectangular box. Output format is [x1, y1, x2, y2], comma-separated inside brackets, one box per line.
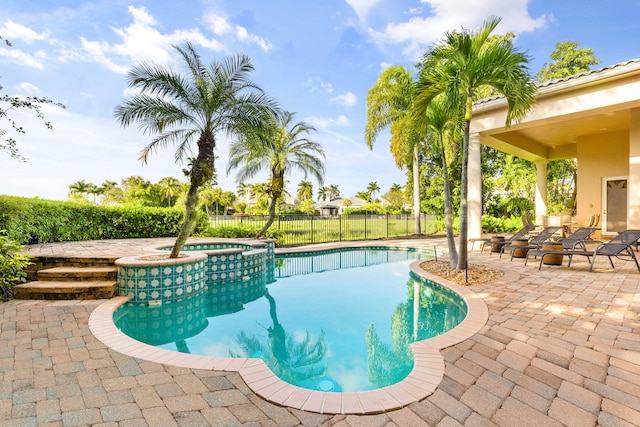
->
[386, 214, 389, 238]
[406, 214, 409, 236]
[310, 215, 314, 244]
[340, 215, 343, 241]
[364, 214, 367, 240]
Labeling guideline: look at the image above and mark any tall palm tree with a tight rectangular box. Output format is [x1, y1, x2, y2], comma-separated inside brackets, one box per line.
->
[157, 176, 183, 207]
[227, 111, 325, 237]
[366, 181, 381, 202]
[414, 16, 536, 270]
[328, 184, 340, 199]
[114, 41, 278, 258]
[423, 96, 461, 267]
[296, 180, 313, 201]
[366, 65, 424, 234]
[68, 180, 91, 201]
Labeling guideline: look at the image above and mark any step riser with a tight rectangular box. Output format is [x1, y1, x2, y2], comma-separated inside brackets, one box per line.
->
[37, 272, 117, 281]
[13, 281, 119, 300]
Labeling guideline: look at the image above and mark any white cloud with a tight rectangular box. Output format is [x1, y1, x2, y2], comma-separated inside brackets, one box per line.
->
[203, 14, 272, 52]
[369, 0, 551, 60]
[0, 46, 45, 69]
[0, 20, 50, 44]
[345, 0, 383, 22]
[304, 76, 334, 94]
[330, 92, 357, 107]
[15, 82, 40, 94]
[304, 115, 350, 129]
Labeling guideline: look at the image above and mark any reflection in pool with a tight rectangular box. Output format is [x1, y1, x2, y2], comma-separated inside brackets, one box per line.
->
[114, 248, 467, 392]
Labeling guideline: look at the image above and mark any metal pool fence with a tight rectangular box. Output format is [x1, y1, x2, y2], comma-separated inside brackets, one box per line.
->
[209, 214, 437, 246]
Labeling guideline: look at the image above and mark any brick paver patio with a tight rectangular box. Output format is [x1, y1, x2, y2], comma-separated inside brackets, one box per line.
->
[1, 237, 639, 426]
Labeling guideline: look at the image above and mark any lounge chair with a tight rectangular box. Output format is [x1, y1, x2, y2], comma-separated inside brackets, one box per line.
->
[499, 226, 561, 260]
[472, 224, 535, 253]
[525, 229, 640, 272]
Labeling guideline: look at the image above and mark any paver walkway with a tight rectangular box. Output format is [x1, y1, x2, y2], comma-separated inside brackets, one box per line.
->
[2, 237, 639, 426]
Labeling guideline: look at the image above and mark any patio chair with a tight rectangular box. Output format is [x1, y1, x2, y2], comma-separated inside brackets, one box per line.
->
[472, 224, 535, 253]
[525, 229, 640, 272]
[524, 227, 599, 266]
[499, 226, 561, 260]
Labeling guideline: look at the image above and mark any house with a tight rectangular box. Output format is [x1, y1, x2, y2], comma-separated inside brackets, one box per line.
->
[467, 58, 640, 240]
[314, 196, 368, 215]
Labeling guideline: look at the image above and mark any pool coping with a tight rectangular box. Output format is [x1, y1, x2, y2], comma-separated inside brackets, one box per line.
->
[88, 247, 489, 415]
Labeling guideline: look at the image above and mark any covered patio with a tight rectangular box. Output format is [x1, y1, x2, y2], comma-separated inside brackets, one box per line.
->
[467, 58, 640, 240]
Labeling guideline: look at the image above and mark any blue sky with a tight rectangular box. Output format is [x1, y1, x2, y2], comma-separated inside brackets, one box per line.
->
[1, 0, 639, 201]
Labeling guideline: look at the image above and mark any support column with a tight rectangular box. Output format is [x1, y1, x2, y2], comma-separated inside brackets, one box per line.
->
[468, 133, 482, 239]
[629, 108, 640, 229]
[535, 160, 548, 226]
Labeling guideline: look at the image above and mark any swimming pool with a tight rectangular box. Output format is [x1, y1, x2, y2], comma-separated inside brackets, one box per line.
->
[114, 248, 467, 392]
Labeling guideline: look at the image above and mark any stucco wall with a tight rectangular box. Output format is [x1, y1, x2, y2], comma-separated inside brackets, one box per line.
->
[576, 130, 629, 235]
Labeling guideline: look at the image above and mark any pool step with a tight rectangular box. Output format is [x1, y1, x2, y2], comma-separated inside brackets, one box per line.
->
[13, 280, 118, 300]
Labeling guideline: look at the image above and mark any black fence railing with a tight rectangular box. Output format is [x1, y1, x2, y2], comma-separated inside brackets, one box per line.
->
[209, 214, 437, 246]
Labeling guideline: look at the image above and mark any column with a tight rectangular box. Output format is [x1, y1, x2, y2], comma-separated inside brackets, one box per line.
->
[629, 108, 640, 229]
[468, 133, 482, 239]
[535, 160, 548, 226]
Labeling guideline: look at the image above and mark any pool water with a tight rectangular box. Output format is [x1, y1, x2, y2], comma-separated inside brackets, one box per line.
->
[114, 248, 467, 392]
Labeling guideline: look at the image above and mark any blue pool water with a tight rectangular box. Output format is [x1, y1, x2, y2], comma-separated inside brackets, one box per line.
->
[114, 248, 467, 392]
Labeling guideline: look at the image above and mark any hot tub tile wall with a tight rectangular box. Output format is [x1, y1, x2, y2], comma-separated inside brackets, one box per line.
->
[117, 258, 206, 304]
[118, 240, 276, 305]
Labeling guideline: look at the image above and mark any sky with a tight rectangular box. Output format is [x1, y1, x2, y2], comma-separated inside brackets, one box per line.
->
[1, 0, 639, 201]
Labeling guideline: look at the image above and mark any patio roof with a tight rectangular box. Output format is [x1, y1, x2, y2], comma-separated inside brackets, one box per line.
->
[470, 58, 640, 162]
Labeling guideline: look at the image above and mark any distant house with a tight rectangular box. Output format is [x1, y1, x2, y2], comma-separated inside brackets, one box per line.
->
[314, 196, 367, 215]
[239, 193, 299, 210]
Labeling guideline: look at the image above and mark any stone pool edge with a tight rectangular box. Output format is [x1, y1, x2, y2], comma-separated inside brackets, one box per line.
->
[88, 253, 489, 415]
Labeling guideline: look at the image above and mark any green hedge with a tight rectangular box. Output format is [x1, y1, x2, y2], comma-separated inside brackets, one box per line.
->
[0, 195, 208, 245]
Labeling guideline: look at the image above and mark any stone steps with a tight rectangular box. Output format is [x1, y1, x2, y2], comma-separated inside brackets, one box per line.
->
[16, 264, 119, 300]
[13, 281, 118, 300]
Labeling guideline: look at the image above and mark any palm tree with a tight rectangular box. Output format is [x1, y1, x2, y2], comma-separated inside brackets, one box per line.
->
[317, 186, 329, 201]
[423, 96, 461, 267]
[114, 41, 278, 258]
[414, 16, 536, 270]
[365, 65, 424, 234]
[296, 180, 313, 201]
[68, 180, 91, 201]
[328, 184, 340, 199]
[366, 181, 381, 202]
[157, 176, 183, 207]
[227, 111, 325, 237]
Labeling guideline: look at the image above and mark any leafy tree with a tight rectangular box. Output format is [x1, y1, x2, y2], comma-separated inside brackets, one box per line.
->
[227, 111, 325, 237]
[115, 41, 278, 258]
[1, 36, 65, 161]
[536, 41, 600, 82]
[297, 199, 316, 215]
[415, 16, 536, 270]
[355, 190, 370, 201]
[382, 184, 406, 212]
[365, 65, 423, 234]
[99, 180, 124, 205]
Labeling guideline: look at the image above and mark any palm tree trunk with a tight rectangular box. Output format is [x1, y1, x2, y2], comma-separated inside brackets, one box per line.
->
[456, 115, 471, 271]
[441, 143, 458, 268]
[257, 189, 279, 238]
[170, 183, 200, 258]
[412, 145, 421, 235]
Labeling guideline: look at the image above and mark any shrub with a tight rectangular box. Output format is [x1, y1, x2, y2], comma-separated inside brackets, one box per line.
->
[0, 196, 208, 245]
[0, 230, 32, 301]
[202, 224, 284, 246]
